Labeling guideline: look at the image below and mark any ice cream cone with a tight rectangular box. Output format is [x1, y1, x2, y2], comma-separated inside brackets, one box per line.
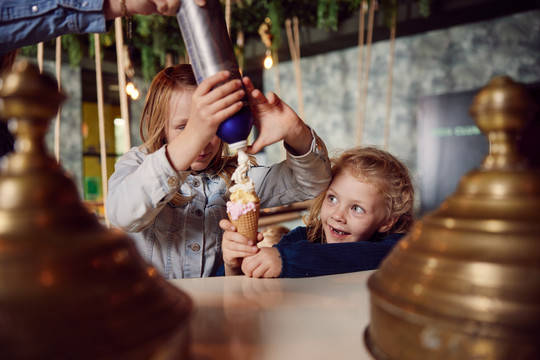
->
[228, 201, 260, 241]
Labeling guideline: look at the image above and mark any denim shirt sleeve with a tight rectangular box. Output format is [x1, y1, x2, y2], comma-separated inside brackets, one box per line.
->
[0, 0, 109, 54]
[106, 145, 190, 233]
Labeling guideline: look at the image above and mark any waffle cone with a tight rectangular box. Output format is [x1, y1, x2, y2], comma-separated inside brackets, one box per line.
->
[228, 201, 260, 241]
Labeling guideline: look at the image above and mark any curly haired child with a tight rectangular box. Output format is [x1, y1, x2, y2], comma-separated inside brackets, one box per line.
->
[220, 146, 414, 277]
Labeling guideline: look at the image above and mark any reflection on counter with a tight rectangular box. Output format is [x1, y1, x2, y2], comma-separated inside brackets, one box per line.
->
[170, 271, 375, 360]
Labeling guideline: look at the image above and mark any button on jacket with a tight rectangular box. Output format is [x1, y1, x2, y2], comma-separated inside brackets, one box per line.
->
[106, 132, 332, 279]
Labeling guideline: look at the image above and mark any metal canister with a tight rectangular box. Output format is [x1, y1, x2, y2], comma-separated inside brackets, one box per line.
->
[177, 0, 253, 150]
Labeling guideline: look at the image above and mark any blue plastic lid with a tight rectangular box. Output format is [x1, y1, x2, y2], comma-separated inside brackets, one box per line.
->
[216, 106, 254, 145]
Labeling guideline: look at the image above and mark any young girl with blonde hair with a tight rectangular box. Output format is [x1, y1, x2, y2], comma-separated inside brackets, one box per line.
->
[220, 146, 414, 277]
[106, 64, 331, 279]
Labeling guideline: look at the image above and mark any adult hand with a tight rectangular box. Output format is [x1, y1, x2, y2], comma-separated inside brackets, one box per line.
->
[105, 0, 206, 19]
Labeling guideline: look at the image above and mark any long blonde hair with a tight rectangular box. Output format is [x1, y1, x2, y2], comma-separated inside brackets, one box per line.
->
[304, 146, 415, 243]
[139, 64, 238, 205]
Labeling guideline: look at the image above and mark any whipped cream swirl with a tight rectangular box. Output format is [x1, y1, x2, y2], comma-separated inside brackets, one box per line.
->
[230, 149, 254, 194]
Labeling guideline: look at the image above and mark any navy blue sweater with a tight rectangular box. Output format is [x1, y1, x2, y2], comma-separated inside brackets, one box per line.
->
[217, 226, 404, 278]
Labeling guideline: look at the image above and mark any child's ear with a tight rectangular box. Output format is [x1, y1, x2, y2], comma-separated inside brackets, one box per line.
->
[378, 217, 397, 233]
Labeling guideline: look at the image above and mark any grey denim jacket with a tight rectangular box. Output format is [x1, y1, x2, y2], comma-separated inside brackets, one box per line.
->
[106, 131, 331, 279]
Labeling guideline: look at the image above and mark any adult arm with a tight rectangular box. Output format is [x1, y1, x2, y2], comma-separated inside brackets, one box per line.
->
[275, 228, 404, 278]
[1, 0, 109, 53]
[0, 0, 205, 54]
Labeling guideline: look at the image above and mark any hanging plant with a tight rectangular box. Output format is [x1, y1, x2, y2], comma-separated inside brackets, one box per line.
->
[229, 0, 434, 48]
[19, 0, 433, 80]
[132, 14, 186, 80]
[62, 34, 85, 67]
[317, 0, 341, 31]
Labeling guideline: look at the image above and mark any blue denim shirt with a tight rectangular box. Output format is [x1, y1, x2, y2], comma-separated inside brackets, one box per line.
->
[106, 131, 332, 279]
[0, 0, 108, 54]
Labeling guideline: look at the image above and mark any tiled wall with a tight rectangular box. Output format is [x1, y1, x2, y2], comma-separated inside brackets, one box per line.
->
[42, 63, 83, 196]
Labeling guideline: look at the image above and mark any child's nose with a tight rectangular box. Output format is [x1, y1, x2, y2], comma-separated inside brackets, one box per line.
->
[331, 207, 346, 222]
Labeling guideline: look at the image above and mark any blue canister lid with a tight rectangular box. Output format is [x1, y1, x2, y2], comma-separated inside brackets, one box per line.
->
[216, 106, 253, 147]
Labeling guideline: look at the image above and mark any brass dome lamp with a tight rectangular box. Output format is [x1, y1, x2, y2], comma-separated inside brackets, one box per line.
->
[365, 76, 540, 359]
[0, 61, 193, 358]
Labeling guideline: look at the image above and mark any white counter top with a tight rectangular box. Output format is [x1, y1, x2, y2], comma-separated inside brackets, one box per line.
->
[170, 271, 376, 360]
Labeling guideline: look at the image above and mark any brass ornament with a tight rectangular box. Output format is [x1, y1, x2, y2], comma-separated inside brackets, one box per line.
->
[0, 61, 193, 358]
[365, 76, 540, 359]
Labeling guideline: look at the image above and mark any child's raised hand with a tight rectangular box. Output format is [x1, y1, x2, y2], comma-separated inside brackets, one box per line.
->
[241, 247, 283, 278]
[242, 77, 312, 156]
[219, 219, 260, 276]
[166, 71, 244, 171]
[185, 71, 245, 145]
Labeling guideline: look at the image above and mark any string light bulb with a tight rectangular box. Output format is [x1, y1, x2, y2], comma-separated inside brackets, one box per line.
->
[130, 88, 140, 100]
[263, 49, 273, 69]
[126, 82, 135, 95]
[125, 81, 139, 100]
[259, 18, 274, 70]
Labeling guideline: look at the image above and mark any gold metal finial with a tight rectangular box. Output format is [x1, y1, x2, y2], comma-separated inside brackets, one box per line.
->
[0, 61, 192, 358]
[0, 60, 65, 119]
[470, 75, 535, 169]
[365, 76, 540, 359]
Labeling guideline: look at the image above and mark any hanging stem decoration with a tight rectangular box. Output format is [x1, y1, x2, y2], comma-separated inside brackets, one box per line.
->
[115, 18, 132, 152]
[226, 0, 232, 34]
[384, 9, 397, 150]
[285, 17, 304, 120]
[356, 0, 376, 145]
[54, 37, 62, 163]
[355, 0, 367, 146]
[93, 33, 110, 227]
[37, 43, 44, 74]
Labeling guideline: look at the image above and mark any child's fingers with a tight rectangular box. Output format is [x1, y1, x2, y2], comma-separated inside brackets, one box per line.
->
[262, 267, 280, 278]
[210, 79, 243, 101]
[196, 70, 230, 94]
[247, 88, 268, 106]
[241, 258, 258, 277]
[223, 230, 258, 249]
[242, 76, 255, 93]
[219, 219, 236, 232]
[214, 88, 245, 111]
[212, 101, 244, 124]
[203, 82, 244, 117]
[265, 91, 279, 105]
[250, 263, 268, 279]
[224, 235, 257, 252]
[245, 140, 264, 155]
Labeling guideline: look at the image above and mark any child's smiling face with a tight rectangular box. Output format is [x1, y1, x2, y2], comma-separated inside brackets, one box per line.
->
[320, 169, 394, 243]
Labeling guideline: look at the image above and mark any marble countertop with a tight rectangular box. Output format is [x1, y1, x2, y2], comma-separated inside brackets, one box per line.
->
[170, 270, 376, 360]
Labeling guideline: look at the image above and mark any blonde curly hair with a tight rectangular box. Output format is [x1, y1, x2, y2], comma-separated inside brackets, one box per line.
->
[304, 146, 414, 243]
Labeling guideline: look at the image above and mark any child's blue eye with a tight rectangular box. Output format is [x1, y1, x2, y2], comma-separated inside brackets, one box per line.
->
[177, 125, 186, 132]
[328, 195, 337, 204]
[352, 205, 365, 214]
